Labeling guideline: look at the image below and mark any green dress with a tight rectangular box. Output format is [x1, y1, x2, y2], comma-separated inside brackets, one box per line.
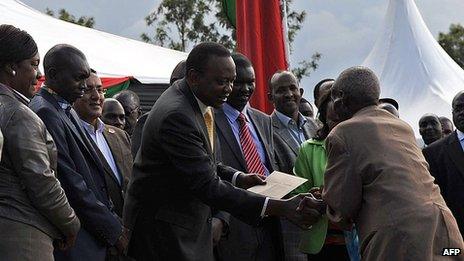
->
[293, 139, 328, 254]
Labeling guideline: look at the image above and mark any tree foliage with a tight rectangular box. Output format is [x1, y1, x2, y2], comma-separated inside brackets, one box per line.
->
[140, 0, 234, 51]
[438, 23, 464, 69]
[141, 0, 320, 81]
[46, 8, 95, 28]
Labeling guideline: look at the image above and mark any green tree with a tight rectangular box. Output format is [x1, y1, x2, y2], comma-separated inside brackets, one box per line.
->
[140, 0, 234, 51]
[438, 23, 464, 69]
[46, 8, 95, 28]
[141, 0, 320, 81]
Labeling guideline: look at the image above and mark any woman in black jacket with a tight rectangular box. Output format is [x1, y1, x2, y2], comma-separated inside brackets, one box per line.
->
[0, 24, 80, 260]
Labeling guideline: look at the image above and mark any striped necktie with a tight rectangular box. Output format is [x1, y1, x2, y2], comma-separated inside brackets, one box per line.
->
[237, 113, 266, 177]
[203, 108, 214, 151]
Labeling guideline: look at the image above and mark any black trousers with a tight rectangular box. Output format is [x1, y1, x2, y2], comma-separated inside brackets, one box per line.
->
[307, 244, 350, 261]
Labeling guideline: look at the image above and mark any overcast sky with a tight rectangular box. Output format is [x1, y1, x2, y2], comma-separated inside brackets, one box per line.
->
[22, 0, 464, 102]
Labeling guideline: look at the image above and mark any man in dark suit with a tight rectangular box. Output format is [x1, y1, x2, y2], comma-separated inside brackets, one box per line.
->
[73, 71, 133, 218]
[268, 71, 317, 175]
[123, 42, 320, 261]
[214, 53, 282, 261]
[423, 90, 464, 235]
[268, 71, 318, 261]
[130, 60, 186, 158]
[29, 44, 126, 261]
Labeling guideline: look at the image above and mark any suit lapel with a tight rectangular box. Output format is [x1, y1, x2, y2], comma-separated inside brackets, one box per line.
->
[68, 109, 107, 173]
[39, 89, 106, 174]
[248, 108, 273, 171]
[39, 89, 88, 148]
[86, 130, 120, 188]
[272, 113, 300, 154]
[302, 123, 312, 140]
[103, 128, 125, 187]
[447, 132, 464, 180]
[214, 108, 247, 170]
[179, 80, 214, 156]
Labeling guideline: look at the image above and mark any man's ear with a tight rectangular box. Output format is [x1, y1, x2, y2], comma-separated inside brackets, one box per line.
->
[186, 68, 200, 87]
[267, 91, 274, 102]
[46, 67, 57, 81]
[300, 88, 304, 96]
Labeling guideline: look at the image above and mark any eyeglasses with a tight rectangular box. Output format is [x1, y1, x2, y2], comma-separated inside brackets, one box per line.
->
[84, 86, 106, 95]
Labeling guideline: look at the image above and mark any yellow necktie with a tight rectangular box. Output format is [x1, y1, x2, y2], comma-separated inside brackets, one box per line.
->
[203, 108, 214, 151]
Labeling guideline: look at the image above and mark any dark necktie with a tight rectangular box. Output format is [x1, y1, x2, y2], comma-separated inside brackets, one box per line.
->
[237, 113, 266, 177]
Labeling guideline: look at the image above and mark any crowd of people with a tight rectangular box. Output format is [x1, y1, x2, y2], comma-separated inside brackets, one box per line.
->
[0, 24, 463, 261]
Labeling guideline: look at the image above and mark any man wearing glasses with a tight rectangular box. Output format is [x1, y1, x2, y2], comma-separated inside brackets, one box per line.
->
[73, 70, 133, 220]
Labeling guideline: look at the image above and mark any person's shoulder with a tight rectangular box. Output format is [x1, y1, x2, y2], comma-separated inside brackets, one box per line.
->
[425, 133, 452, 152]
[248, 107, 269, 118]
[104, 124, 130, 142]
[300, 138, 324, 150]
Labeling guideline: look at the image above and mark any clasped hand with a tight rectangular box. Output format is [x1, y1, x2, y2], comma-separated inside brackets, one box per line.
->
[284, 193, 326, 229]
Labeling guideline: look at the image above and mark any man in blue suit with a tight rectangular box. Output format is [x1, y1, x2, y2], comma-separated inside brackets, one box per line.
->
[29, 44, 126, 261]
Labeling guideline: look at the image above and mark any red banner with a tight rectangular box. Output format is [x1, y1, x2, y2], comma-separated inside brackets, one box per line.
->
[236, 0, 288, 114]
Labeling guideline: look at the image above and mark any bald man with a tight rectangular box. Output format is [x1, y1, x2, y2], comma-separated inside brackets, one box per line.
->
[309, 66, 463, 260]
[101, 98, 126, 130]
[419, 113, 443, 147]
[29, 44, 125, 261]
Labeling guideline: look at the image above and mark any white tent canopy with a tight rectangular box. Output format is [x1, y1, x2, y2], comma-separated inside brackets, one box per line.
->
[362, 0, 464, 134]
[0, 0, 188, 84]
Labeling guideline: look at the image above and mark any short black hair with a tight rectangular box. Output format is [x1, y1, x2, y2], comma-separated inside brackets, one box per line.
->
[439, 116, 452, 124]
[313, 78, 334, 103]
[332, 66, 380, 109]
[43, 44, 86, 74]
[170, 60, 186, 85]
[0, 24, 37, 67]
[231, 52, 253, 69]
[379, 98, 399, 110]
[186, 42, 231, 74]
[300, 97, 311, 104]
[113, 90, 140, 106]
[268, 70, 296, 93]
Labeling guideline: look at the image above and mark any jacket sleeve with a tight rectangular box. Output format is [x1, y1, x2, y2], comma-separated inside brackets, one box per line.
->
[322, 132, 361, 229]
[34, 107, 122, 245]
[6, 108, 80, 236]
[0, 129, 3, 161]
[159, 111, 266, 225]
[422, 147, 447, 197]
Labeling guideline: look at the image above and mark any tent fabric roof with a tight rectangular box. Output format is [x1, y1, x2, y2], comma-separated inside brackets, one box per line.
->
[362, 0, 464, 134]
[0, 0, 188, 84]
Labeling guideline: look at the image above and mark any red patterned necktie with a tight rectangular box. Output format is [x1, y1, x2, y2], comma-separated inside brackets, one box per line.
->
[237, 113, 266, 177]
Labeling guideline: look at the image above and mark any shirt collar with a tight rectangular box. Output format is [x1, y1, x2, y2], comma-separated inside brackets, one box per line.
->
[80, 118, 105, 134]
[456, 129, 464, 142]
[274, 110, 307, 128]
[11, 88, 30, 103]
[223, 102, 249, 122]
[42, 86, 71, 111]
[193, 94, 211, 116]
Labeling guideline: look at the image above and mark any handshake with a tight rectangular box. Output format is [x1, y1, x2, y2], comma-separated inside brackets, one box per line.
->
[265, 191, 326, 230]
[237, 173, 326, 229]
